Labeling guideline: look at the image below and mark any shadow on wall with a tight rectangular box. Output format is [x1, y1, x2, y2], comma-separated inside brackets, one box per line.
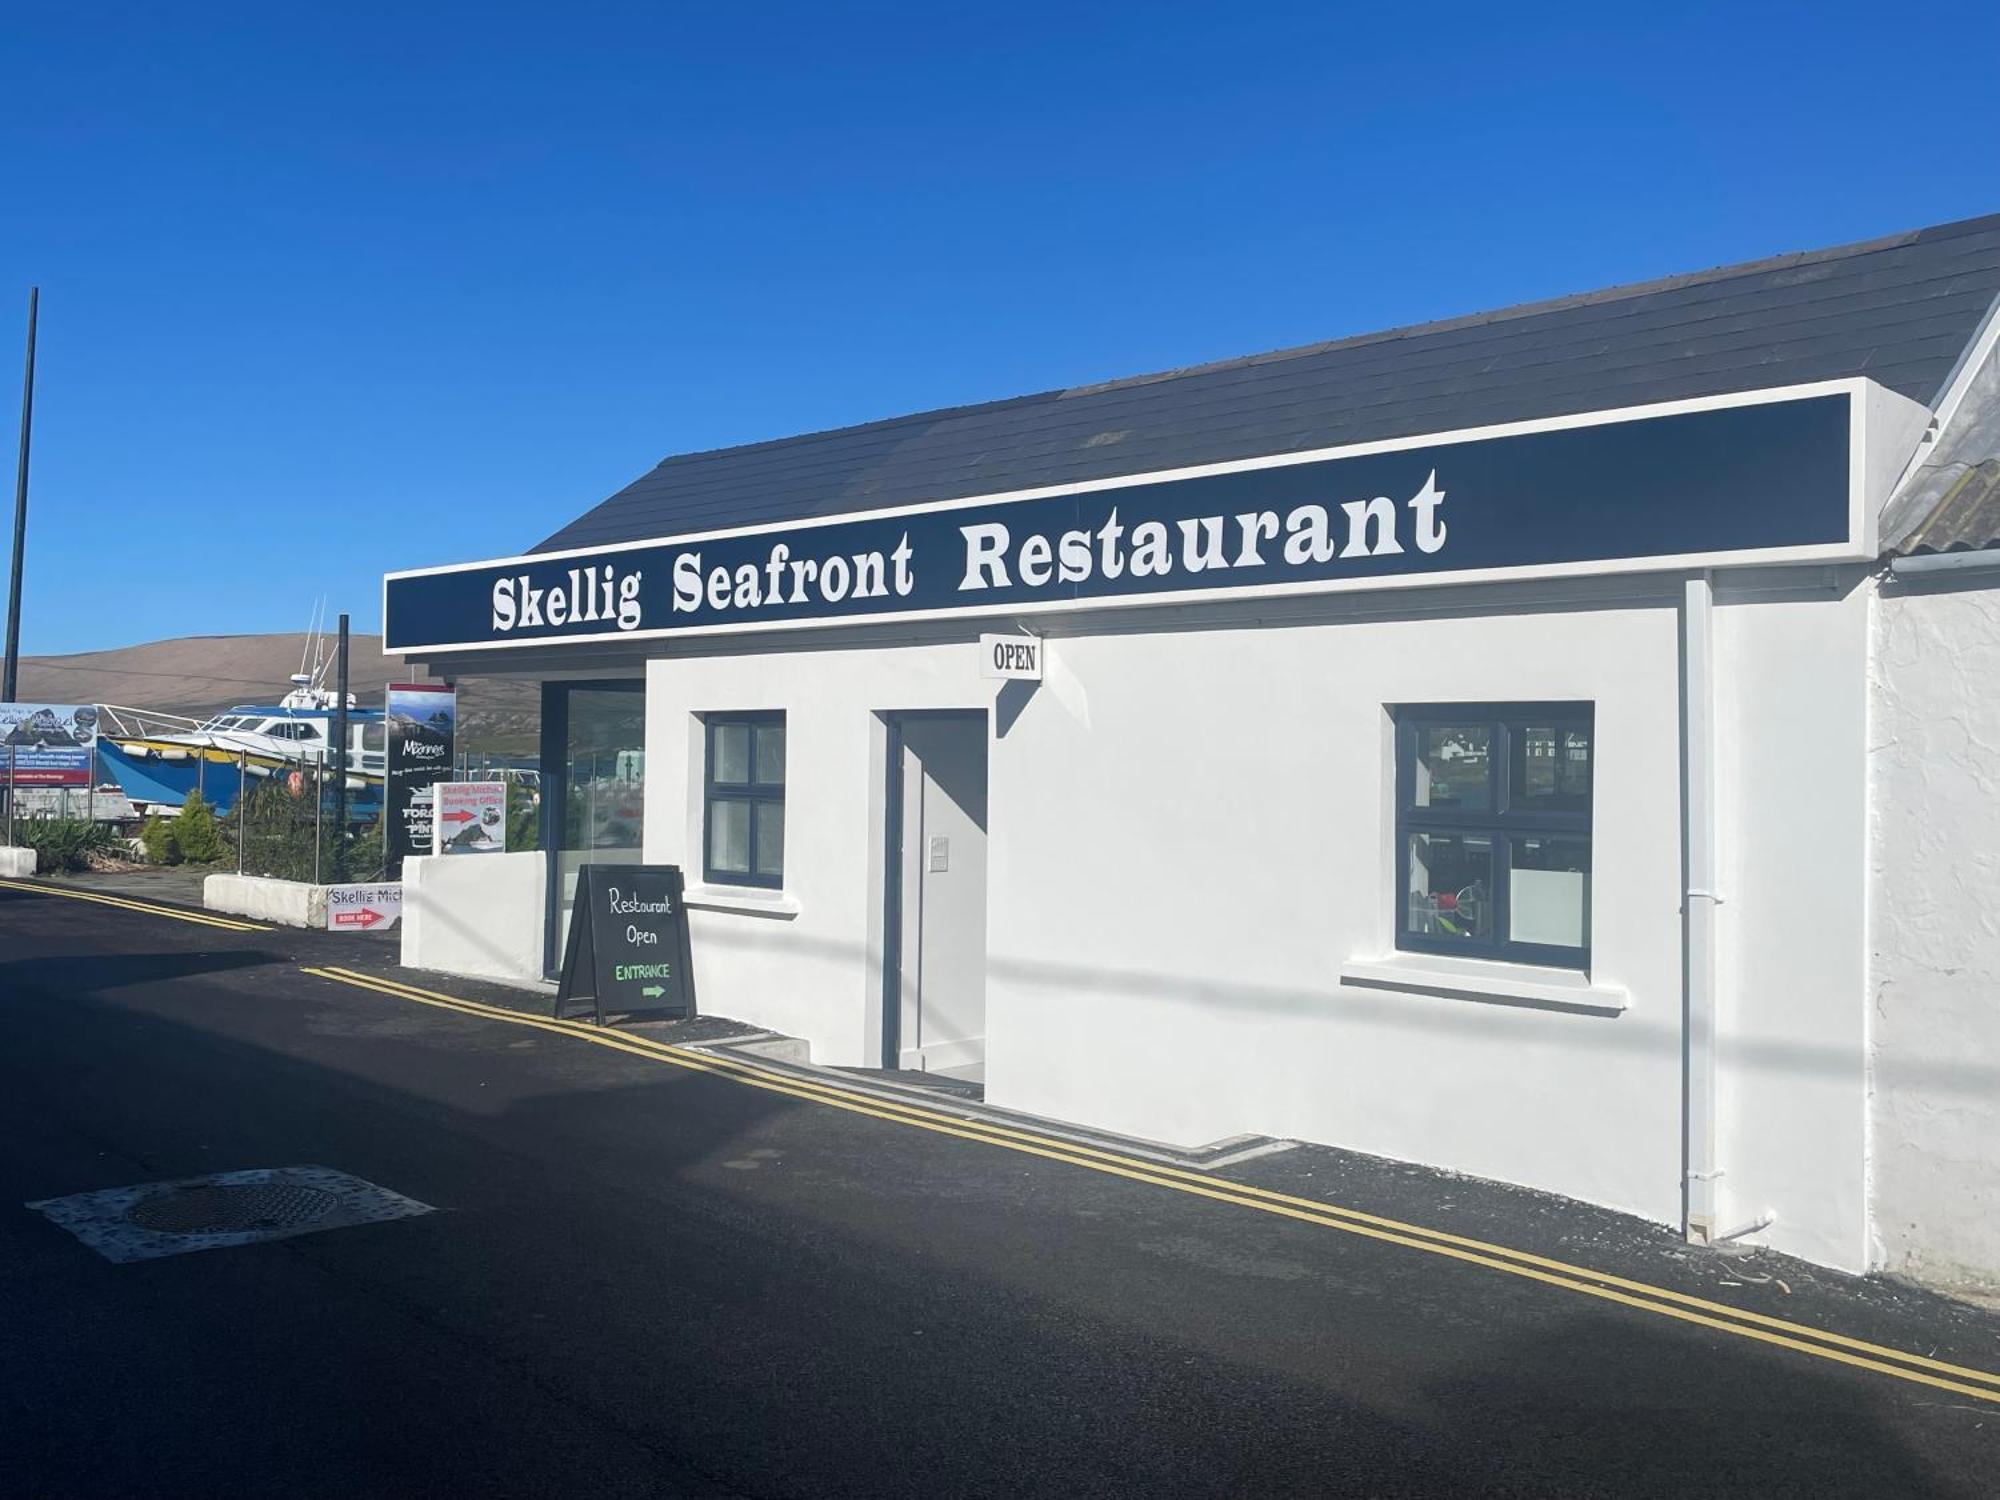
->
[685, 918, 2000, 1098]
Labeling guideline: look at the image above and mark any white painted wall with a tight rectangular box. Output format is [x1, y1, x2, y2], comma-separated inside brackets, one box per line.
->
[0, 847, 35, 877]
[1712, 569, 1875, 1271]
[401, 851, 547, 983]
[636, 571, 1885, 1258]
[1869, 577, 2000, 1296]
[205, 872, 328, 927]
[645, 642, 988, 1064]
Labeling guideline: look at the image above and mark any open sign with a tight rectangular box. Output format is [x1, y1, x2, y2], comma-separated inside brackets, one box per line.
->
[979, 633, 1043, 682]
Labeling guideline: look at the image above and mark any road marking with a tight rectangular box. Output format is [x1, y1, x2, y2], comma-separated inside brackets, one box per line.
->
[301, 963, 2000, 1406]
[0, 878, 270, 932]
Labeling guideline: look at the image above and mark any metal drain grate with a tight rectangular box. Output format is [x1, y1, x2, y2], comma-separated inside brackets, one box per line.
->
[28, 1166, 435, 1263]
[127, 1183, 341, 1235]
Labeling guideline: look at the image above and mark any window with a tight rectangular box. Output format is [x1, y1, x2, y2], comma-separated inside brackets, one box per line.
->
[704, 713, 785, 888]
[1394, 703, 1593, 966]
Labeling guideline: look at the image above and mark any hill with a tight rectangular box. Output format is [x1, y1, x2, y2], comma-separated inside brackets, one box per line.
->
[13, 634, 541, 753]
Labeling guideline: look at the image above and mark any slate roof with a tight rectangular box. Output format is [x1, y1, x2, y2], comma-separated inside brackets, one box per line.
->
[538, 213, 2000, 554]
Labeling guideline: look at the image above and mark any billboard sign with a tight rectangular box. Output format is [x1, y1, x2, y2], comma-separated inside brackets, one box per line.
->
[435, 780, 506, 854]
[385, 683, 455, 873]
[0, 703, 99, 788]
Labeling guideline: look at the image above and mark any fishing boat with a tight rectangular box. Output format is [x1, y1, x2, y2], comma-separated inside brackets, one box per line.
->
[93, 620, 388, 818]
[96, 686, 388, 818]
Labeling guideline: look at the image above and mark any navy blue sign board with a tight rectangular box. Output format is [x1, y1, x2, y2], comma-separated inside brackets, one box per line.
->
[555, 864, 697, 1026]
[386, 389, 1855, 654]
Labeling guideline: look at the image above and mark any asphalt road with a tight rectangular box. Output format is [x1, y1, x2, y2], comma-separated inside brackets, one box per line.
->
[4, 881, 1999, 1498]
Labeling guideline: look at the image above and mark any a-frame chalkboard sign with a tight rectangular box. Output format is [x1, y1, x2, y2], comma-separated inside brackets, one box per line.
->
[554, 864, 697, 1025]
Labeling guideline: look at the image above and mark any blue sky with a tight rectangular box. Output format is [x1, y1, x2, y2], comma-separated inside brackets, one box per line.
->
[3, 1, 1997, 654]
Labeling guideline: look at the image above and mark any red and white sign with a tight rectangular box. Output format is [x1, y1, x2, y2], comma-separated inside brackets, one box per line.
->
[325, 882, 402, 932]
[434, 781, 507, 855]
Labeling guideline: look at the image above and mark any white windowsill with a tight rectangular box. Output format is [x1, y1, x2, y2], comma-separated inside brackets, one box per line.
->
[1339, 952, 1627, 1014]
[683, 884, 801, 919]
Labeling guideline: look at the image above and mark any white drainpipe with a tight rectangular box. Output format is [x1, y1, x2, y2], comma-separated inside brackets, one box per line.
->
[1682, 573, 1721, 1244]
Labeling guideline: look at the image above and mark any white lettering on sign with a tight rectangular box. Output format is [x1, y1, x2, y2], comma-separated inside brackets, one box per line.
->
[979, 633, 1043, 681]
[668, 532, 916, 618]
[958, 470, 1448, 591]
[493, 565, 645, 634]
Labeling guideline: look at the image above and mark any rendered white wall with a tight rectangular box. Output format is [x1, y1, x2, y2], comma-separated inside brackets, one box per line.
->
[1712, 570, 1875, 1271]
[981, 597, 1688, 1225]
[0, 847, 36, 877]
[1869, 578, 2000, 1296]
[635, 575, 1880, 1260]
[204, 872, 328, 928]
[645, 642, 988, 1065]
[401, 851, 547, 983]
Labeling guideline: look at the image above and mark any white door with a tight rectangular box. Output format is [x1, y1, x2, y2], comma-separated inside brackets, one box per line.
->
[894, 713, 989, 1081]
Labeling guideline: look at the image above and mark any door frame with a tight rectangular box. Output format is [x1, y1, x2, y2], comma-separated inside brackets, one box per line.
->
[539, 679, 646, 977]
[878, 708, 989, 1071]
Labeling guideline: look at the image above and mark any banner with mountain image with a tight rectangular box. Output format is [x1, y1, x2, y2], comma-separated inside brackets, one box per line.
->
[0, 703, 99, 787]
[385, 683, 456, 873]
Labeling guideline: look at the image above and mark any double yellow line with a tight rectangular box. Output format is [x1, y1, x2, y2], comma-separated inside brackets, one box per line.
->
[303, 962, 2000, 1406]
[0, 878, 270, 933]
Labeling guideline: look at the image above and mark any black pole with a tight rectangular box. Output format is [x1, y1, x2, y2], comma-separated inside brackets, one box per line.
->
[3, 287, 38, 703]
[331, 613, 350, 879]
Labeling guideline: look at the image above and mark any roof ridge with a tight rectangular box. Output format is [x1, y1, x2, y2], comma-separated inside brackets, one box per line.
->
[620, 211, 2000, 479]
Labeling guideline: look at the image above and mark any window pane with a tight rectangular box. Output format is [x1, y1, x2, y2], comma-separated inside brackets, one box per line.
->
[1510, 837, 1590, 949]
[1517, 724, 1592, 806]
[754, 723, 786, 786]
[708, 797, 751, 874]
[1405, 832, 1494, 942]
[1412, 725, 1491, 812]
[713, 723, 750, 784]
[754, 800, 785, 879]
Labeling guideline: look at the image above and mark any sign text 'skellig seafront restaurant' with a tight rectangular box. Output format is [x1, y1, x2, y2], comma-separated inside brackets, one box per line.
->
[385, 214, 2000, 1286]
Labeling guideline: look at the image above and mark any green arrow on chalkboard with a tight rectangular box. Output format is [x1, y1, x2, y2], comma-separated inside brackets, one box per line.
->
[641, 985, 665, 999]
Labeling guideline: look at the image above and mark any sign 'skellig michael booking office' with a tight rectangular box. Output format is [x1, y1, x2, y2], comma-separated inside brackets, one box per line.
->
[386, 213, 2000, 1296]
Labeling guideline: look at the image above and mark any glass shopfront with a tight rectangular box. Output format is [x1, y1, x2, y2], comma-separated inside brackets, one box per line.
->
[540, 681, 646, 973]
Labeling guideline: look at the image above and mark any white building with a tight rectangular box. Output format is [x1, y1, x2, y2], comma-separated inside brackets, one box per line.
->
[389, 212, 2000, 1296]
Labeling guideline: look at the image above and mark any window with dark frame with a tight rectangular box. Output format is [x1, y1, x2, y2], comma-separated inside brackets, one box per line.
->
[703, 713, 786, 889]
[1394, 703, 1593, 967]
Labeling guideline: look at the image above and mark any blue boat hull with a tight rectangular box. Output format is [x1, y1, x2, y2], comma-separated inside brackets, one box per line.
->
[97, 738, 383, 819]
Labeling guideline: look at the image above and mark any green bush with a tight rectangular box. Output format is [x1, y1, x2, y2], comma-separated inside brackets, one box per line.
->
[14, 815, 119, 874]
[507, 778, 538, 852]
[140, 816, 181, 865]
[172, 790, 226, 864]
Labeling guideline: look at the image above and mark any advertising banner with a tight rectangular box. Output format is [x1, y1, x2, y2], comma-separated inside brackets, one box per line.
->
[385, 683, 455, 874]
[435, 780, 506, 854]
[0, 703, 99, 788]
[325, 882, 403, 931]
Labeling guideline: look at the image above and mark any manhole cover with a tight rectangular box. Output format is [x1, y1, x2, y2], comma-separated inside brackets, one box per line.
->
[126, 1183, 342, 1235]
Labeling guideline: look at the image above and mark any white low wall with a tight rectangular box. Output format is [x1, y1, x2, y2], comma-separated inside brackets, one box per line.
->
[0, 847, 36, 877]
[402, 851, 547, 984]
[205, 872, 329, 927]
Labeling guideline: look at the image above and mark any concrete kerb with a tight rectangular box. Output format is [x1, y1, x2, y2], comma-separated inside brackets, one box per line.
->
[204, 872, 330, 929]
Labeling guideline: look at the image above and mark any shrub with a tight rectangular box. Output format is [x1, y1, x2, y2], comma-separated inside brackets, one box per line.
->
[507, 779, 538, 852]
[172, 790, 226, 864]
[14, 815, 120, 874]
[140, 816, 181, 865]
